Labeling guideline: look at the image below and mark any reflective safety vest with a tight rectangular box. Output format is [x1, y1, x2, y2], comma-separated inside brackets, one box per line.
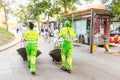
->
[59, 27, 75, 48]
[59, 27, 75, 42]
[24, 30, 39, 44]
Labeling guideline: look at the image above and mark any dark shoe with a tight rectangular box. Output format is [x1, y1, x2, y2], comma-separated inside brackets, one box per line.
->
[66, 70, 71, 73]
[28, 65, 30, 68]
[60, 67, 67, 71]
[31, 72, 36, 75]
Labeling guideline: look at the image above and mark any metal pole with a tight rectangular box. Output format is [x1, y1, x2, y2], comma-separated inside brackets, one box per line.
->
[90, 9, 94, 53]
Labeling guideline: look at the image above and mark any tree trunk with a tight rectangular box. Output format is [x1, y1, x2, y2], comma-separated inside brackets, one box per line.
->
[47, 14, 49, 22]
[47, 15, 49, 28]
[63, 0, 67, 13]
[38, 16, 40, 27]
[3, 5, 9, 31]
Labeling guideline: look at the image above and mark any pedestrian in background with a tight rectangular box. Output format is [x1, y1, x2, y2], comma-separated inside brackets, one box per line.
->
[40, 26, 46, 41]
[23, 22, 39, 74]
[58, 20, 75, 73]
[54, 27, 59, 38]
[44, 25, 49, 41]
[16, 26, 19, 33]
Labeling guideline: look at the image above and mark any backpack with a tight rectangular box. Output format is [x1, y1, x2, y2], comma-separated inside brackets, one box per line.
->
[64, 29, 73, 42]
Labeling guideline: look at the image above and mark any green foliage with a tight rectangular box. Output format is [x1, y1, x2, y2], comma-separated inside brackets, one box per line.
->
[15, 0, 62, 24]
[48, 7, 61, 17]
[0, 26, 6, 32]
[33, 1, 50, 14]
[57, 0, 75, 13]
[42, 0, 62, 17]
[112, 0, 120, 17]
[0, 26, 14, 46]
[0, 27, 14, 36]
[15, 3, 40, 24]
[57, 0, 94, 13]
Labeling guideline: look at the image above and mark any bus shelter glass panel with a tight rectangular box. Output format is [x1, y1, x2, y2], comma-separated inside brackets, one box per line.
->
[76, 20, 87, 35]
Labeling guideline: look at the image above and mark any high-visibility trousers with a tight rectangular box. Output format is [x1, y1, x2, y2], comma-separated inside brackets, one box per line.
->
[61, 47, 72, 70]
[25, 43, 37, 72]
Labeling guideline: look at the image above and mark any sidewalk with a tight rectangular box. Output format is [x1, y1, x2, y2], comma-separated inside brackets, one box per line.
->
[0, 32, 120, 80]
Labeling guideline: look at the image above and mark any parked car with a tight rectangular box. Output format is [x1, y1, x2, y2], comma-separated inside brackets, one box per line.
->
[109, 26, 120, 43]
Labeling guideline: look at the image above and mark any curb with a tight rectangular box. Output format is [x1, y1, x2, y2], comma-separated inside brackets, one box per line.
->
[0, 41, 21, 52]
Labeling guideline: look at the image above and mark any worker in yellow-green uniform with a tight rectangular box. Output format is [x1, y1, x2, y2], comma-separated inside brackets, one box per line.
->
[59, 20, 75, 73]
[23, 22, 39, 74]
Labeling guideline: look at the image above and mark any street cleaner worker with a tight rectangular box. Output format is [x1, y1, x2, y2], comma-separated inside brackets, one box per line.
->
[58, 20, 75, 73]
[23, 22, 39, 74]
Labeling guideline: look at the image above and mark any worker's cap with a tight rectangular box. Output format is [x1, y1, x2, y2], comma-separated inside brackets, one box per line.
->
[65, 20, 70, 27]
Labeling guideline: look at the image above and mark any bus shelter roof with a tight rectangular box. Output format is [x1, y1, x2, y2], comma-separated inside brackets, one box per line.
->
[64, 8, 111, 17]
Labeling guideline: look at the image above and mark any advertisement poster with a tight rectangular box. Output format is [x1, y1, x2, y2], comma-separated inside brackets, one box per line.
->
[93, 14, 110, 45]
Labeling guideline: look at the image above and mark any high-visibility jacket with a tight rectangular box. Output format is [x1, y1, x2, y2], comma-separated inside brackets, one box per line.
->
[59, 27, 75, 48]
[24, 30, 39, 43]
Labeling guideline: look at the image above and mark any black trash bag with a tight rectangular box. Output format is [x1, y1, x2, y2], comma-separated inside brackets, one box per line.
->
[49, 49, 61, 62]
[17, 48, 41, 61]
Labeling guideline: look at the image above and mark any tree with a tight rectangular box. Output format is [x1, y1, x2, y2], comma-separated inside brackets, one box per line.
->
[0, 0, 11, 31]
[112, 0, 120, 17]
[15, 5, 35, 25]
[58, 0, 94, 13]
[57, 0, 78, 13]
[45, 0, 61, 21]
[14, 0, 47, 25]
[27, 0, 61, 25]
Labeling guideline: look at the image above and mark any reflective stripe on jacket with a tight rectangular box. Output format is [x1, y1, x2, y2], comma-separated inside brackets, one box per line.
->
[23, 30, 39, 44]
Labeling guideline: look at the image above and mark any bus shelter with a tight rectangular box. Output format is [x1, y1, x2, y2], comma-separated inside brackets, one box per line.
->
[64, 8, 111, 53]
